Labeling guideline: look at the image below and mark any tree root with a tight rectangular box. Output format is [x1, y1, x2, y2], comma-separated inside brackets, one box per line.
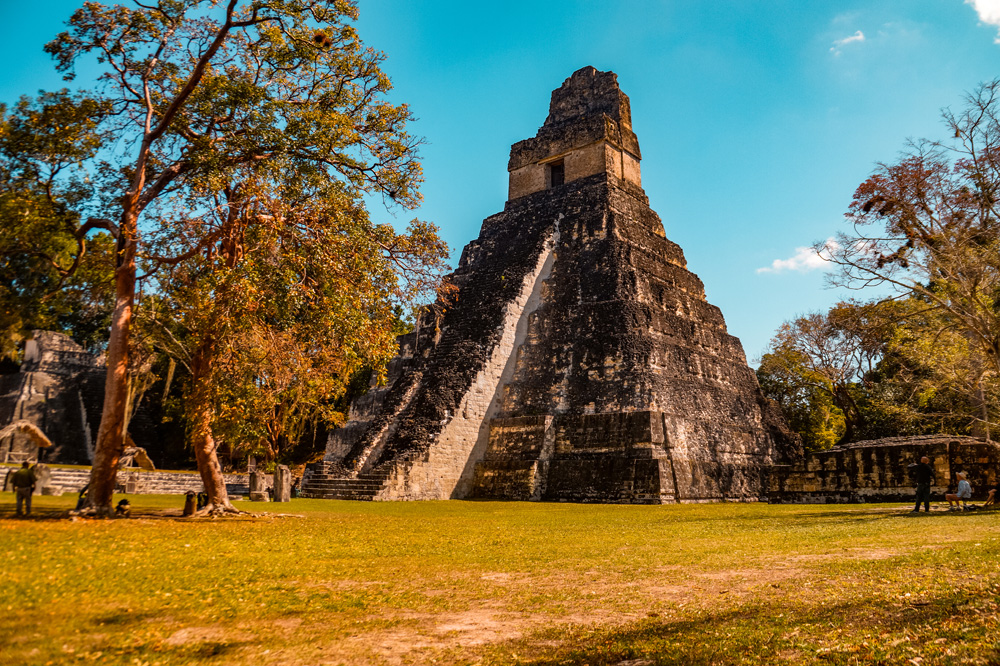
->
[193, 502, 242, 517]
[70, 504, 113, 518]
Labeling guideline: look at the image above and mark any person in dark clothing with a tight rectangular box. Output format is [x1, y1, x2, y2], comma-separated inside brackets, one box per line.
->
[11, 462, 35, 517]
[75, 482, 90, 512]
[910, 456, 934, 513]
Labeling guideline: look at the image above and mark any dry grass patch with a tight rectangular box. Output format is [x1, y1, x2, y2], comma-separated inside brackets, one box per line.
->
[0, 495, 998, 665]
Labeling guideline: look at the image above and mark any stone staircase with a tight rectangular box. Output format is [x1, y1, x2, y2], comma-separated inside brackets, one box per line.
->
[300, 461, 393, 501]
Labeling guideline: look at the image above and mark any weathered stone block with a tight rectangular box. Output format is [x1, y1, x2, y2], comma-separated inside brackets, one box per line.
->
[274, 465, 291, 502]
[248, 471, 269, 502]
[31, 464, 51, 496]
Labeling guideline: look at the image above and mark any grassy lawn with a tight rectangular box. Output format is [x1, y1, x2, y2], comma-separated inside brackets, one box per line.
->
[0, 495, 998, 666]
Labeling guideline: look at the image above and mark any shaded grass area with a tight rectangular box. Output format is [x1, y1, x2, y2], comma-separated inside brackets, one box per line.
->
[0, 495, 998, 665]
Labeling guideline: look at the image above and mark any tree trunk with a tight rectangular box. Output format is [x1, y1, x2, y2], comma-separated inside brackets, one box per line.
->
[972, 379, 991, 442]
[86, 215, 138, 515]
[189, 336, 237, 514]
[832, 385, 861, 445]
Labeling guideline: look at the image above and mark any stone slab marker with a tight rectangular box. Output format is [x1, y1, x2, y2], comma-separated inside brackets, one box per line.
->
[274, 465, 291, 502]
[248, 470, 268, 502]
[31, 463, 51, 496]
[301, 67, 802, 503]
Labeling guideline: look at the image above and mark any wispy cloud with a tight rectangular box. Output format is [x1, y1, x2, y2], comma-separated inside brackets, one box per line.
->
[830, 30, 865, 56]
[966, 0, 1000, 42]
[757, 238, 838, 274]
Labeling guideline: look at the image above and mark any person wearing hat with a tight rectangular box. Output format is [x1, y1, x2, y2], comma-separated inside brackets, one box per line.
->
[946, 472, 972, 511]
[11, 462, 35, 517]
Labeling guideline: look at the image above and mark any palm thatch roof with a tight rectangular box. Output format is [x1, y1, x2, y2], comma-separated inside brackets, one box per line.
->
[120, 446, 156, 471]
[0, 420, 53, 448]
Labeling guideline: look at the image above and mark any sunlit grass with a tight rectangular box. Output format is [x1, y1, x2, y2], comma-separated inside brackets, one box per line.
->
[1, 495, 997, 665]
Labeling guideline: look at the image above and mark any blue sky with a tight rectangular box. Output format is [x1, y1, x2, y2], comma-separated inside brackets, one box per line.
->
[2, 0, 999, 363]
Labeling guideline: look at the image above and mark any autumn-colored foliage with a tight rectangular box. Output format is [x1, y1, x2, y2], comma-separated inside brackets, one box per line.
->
[19, 0, 449, 514]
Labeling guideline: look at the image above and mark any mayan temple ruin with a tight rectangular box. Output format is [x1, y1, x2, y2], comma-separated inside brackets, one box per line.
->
[300, 66, 802, 503]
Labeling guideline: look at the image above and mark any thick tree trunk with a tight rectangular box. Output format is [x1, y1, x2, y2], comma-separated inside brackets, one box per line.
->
[189, 337, 237, 514]
[833, 385, 862, 445]
[86, 215, 138, 515]
[972, 380, 991, 442]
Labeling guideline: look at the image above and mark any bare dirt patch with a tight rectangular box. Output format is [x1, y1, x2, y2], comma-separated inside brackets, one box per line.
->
[271, 617, 303, 633]
[164, 626, 241, 646]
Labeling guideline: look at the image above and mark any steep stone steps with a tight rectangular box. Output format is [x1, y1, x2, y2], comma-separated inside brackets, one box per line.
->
[299, 467, 392, 500]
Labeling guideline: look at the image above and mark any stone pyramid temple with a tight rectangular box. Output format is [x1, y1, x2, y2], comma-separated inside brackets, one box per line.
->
[301, 66, 801, 503]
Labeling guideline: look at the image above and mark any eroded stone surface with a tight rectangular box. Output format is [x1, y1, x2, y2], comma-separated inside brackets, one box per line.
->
[0, 330, 165, 465]
[0, 331, 105, 464]
[302, 67, 801, 503]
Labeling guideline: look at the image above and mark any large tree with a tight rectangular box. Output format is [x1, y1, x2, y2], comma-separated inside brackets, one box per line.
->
[760, 298, 998, 448]
[862, 298, 998, 439]
[822, 79, 1000, 425]
[757, 305, 883, 446]
[45, 0, 428, 514]
[141, 176, 446, 513]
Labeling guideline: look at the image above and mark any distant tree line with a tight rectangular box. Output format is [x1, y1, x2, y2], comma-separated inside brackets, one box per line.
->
[759, 80, 1000, 451]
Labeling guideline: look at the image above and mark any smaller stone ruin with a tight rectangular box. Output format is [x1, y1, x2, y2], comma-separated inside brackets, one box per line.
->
[0, 331, 106, 464]
[0, 330, 166, 466]
[769, 435, 1000, 503]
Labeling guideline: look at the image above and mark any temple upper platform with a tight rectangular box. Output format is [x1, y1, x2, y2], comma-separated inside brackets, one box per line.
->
[507, 67, 642, 200]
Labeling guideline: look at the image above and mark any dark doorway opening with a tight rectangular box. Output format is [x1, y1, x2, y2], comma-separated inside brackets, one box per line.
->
[548, 160, 565, 188]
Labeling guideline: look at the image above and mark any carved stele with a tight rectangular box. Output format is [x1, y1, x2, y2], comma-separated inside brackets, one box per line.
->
[301, 67, 801, 503]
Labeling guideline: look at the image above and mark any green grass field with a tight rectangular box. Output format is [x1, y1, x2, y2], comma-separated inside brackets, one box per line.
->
[0, 494, 998, 666]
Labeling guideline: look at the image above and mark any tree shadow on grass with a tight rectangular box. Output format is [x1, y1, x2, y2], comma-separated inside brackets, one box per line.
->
[749, 504, 998, 524]
[0, 505, 72, 520]
[84, 637, 253, 664]
[489, 586, 1000, 666]
[652, 507, 947, 532]
[0, 500, 279, 522]
[92, 609, 154, 627]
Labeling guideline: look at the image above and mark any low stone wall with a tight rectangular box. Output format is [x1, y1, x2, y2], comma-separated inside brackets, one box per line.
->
[768, 435, 1000, 503]
[1, 465, 254, 497]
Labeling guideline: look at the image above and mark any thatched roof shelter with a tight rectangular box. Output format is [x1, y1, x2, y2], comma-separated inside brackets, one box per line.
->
[0, 420, 53, 449]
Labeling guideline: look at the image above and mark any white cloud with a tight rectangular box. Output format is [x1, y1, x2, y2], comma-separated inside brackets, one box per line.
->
[830, 30, 865, 56]
[757, 238, 838, 274]
[966, 0, 1000, 42]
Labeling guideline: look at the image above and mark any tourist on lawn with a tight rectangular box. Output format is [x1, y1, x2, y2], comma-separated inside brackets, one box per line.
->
[945, 472, 972, 511]
[910, 456, 935, 513]
[11, 462, 35, 517]
[984, 483, 997, 508]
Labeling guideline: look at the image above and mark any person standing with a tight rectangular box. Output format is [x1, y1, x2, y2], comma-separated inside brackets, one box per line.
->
[11, 462, 35, 517]
[910, 456, 935, 513]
